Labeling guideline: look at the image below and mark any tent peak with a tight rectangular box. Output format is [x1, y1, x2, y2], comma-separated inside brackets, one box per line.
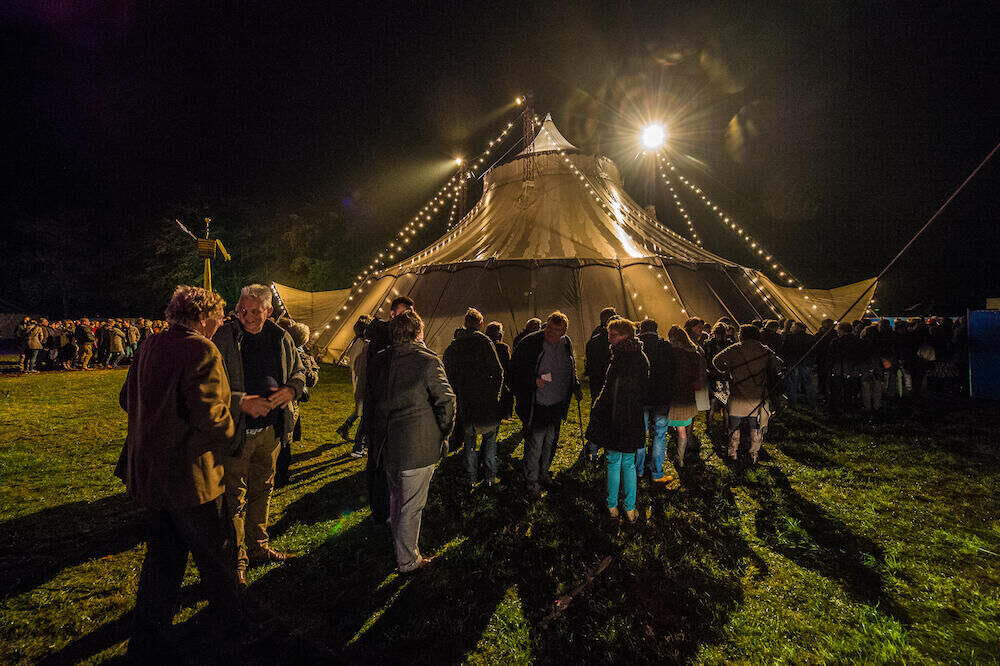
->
[517, 113, 578, 156]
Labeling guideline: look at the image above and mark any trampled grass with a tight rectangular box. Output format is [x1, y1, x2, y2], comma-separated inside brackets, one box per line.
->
[1, 366, 998, 663]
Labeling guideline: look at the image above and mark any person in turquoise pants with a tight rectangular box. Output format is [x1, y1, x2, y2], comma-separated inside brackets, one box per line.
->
[585, 318, 649, 522]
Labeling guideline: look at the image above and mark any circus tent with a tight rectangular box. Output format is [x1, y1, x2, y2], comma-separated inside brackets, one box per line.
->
[277, 115, 875, 363]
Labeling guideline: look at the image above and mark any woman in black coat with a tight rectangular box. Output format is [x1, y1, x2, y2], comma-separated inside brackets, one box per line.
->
[586, 318, 649, 523]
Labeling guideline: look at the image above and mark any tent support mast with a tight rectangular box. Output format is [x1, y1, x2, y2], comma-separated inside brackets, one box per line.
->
[522, 91, 537, 181]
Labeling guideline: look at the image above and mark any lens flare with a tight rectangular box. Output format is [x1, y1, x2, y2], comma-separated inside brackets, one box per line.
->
[640, 123, 667, 149]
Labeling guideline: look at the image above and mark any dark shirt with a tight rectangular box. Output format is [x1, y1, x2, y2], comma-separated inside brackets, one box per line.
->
[241, 329, 281, 429]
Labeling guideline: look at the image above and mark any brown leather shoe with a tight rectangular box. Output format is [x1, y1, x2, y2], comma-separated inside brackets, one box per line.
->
[397, 556, 435, 575]
[248, 548, 295, 566]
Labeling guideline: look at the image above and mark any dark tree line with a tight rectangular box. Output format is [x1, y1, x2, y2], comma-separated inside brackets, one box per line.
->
[3, 199, 373, 318]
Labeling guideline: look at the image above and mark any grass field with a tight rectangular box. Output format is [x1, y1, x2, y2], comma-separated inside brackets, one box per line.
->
[1, 365, 999, 664]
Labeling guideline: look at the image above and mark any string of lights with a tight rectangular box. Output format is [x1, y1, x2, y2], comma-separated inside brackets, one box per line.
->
[538, 124, 701, 318]
[657, 153, 804, 289]
[654, 159, 703, 246]
[540, 131, 700, 264]
[315, 102, 525, 332]
[351, 106, 525, 289]
[270, 283, 288, 318]
[446, 194, 458, 229]
[543, 124, 785, 320]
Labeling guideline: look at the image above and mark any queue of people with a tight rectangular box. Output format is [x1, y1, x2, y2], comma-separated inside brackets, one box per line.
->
[13, 316, 162, 372]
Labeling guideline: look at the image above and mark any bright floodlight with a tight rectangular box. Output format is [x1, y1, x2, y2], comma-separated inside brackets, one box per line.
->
[455, 157, 463, 166]
[641, 123, 667, 149]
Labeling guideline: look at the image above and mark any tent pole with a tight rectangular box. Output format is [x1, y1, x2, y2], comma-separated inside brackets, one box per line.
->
[658, 259, 695, 320]
[723, 268, 764, 321]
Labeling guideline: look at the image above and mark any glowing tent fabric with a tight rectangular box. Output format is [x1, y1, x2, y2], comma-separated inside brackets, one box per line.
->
[516, 114, 578, 156]
[271, 282, 350, 337]
[277, 117, 875, 363]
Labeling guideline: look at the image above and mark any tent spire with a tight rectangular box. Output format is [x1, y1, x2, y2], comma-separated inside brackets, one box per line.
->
[521, 91, 538, 181]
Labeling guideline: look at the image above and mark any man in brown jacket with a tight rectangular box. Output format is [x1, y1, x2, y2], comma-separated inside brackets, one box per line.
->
[118, 285, 249, 655]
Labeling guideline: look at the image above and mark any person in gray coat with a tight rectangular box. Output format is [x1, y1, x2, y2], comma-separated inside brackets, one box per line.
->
[365, 310, 456, 574]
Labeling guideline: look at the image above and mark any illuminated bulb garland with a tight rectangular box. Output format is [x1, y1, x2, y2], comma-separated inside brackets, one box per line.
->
[655, 159, 702, 246]
[270, 283, 288, 318]
[446, 194, 458, 229]
[541, 125, 783, 320]
[537, 125, 717, 320]
[317, 105, 525, 332]
[448, 113, 524, 229]
[539, 127, 707, 264]
[657, 152, 804, 290]
[351, 110, 525, 288]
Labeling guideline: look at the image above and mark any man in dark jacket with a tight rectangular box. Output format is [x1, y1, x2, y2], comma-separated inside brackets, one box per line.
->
[780, 322, 817, 408]
[443, 308, 504, 488]
[75, 318, 96, 369]
[582, 306, 618, 463]
[213, 284, 306, 580]
[118, 285, 243, 656]
[827, 321, 864, 415]
[512, 317, 542, 350]
[637, 319, 674, 481]
[510, 311, 583, 498]
[813, 318, 836, 399]
[760, 320, 783, 353]
[366, 310, 455, 573]
[15, 316, 32, 372]
[362, 296, 414, 523]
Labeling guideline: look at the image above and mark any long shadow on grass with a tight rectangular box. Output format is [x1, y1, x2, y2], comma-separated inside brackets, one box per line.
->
[608, 442, 765, 663]
[240, 436, 542, 664]
[36, 584, 211, 665]
[742, 463, 909, 623]
[39, 469, 372, 665]
[0, 493, 145, 599]
[339, 435, 635, 664]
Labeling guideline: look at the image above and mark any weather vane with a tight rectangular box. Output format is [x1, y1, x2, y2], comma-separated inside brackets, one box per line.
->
[175, 216, 231, 291]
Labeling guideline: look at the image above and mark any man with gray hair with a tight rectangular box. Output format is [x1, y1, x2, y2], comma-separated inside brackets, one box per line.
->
[213, 283, 306, 583]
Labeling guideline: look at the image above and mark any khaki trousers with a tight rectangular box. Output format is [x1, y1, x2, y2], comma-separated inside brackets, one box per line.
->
[225, 426, 280, 570]
[79, 343, 93, 369]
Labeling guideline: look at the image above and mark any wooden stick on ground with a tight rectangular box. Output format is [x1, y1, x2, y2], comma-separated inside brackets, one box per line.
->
[540, 555, 614, 629]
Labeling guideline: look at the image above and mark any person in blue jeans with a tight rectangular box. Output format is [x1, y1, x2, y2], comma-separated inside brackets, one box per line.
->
[637, 320, 674, 482]
[443, 308, 505, 489]
[585, 318, 649, 522]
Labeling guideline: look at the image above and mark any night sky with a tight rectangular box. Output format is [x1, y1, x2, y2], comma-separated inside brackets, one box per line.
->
[3, 0, 998, 315]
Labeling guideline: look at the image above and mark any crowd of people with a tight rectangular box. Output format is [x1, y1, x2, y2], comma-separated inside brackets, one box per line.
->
[13, 316, 166, 372]
[51, 278, 968, 656]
